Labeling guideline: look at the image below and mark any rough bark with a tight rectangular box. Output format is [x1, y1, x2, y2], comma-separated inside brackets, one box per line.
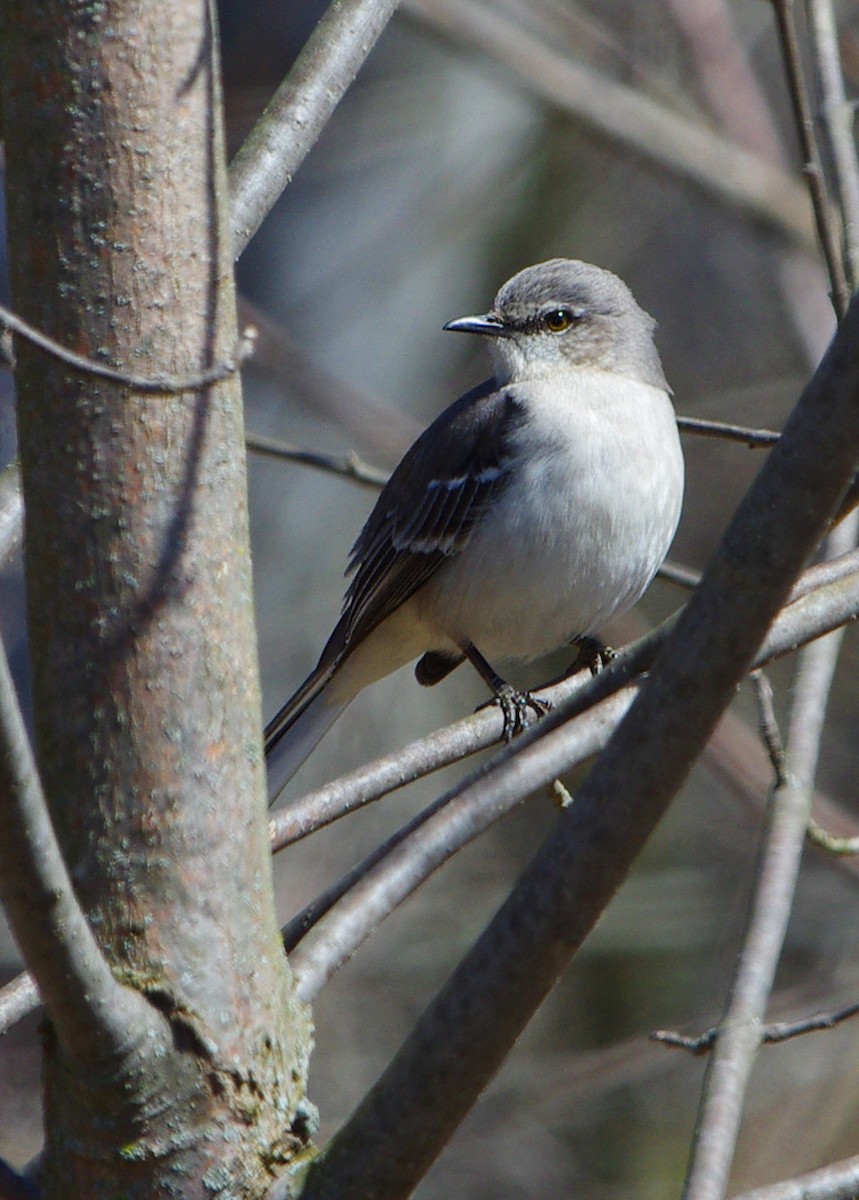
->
[0, 1, 312, 1195]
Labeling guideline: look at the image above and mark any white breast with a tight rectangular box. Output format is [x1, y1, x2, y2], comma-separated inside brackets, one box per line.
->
[419, 368, 684, 661]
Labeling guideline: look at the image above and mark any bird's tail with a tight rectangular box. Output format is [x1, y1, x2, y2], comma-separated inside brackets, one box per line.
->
[264, 662, 350, 806]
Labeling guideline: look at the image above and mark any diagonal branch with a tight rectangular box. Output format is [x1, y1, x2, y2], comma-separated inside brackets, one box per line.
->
[729, 1154, 859, 1200]
[270, 546, 859, 854]
[299, 286, 859, 1200]
[284, 560, 859, 1002]
[683, 501, 859, 1200]
[5, 553, 859, 1040]
[676, 415, 780, 447]
[246, 431, 388, 490]
[286, 687, 637, 999]
[0, 971, 38, 1036]
[229, 0, 402, 256]
[682, 639, 842, 1198]
[654, 997, 859, 1054]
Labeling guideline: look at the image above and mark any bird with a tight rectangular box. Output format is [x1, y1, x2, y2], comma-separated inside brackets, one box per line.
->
[265, 258, 684, 803]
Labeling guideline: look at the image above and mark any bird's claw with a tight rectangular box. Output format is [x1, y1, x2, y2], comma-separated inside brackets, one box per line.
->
[492, 683, 552, 741]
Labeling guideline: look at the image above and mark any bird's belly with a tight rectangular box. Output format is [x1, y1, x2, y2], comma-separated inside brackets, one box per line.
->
[420, 423, 683, 661]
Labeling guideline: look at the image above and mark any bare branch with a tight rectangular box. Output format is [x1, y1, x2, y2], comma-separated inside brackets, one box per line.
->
[788, 544, 859, 601]
[0, 632, 160, 1066]
[750, 670, 789, 787]
[683, 508, 858, 1200]
[251, 406, 788, 493]
[676, 415, 780, 447]
[299, 287, 859, 1200]
[270, 660, 603, 848]
[664, 0, 785, 164]
[729, 1154, 859, 1200]
[0, 972, 38, 1037]
[657, 559, 703, 590]
[653, 999, 859, 1055]
[806, 0, 859, 288]
[229, 0, 402, 256]
[0, 302, 256, 393]
[772, 0, 851, 315]
[287, 687, 638, 1000]
[272, 550, 859, 857]
[806, 819, 859, 855]
[406, 0, 816, 244]
[246, 431, 388, 490]
[283, 559, 859, 1002]
[5, 552, 859, 1043]
[0, 462, 23, 568]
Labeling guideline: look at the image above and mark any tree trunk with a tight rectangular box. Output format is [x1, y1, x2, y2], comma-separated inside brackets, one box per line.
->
[0, 1, 312, 1195]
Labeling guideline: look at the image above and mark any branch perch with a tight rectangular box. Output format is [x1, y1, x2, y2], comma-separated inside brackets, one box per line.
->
[300, 285, 859, 1200]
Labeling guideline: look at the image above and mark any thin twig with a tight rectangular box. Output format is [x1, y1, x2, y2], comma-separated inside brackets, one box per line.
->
[806, 819, 859, 855]
[805, 0, 859, 289]
[0, 303, 256, 393]
[706, 707, 859, 881]
[286, 687, 638, 998]
[0, 972, 38, 1037]
[658, 559, 703, 591]
[676, 415, 780, 448]
[772, 0, 851, 315]
[229, 0, 402, 256]
[750, 671, 789, 786]
[729, 1154, 859, 1200]
[250, 412, 786, 489]
[683, 512, 857, 1200]
[246, 431, 388, 490]
[652, 998, 859, 1055]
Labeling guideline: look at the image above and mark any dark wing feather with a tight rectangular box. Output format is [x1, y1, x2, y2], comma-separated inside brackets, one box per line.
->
[318, 379, 525, 669]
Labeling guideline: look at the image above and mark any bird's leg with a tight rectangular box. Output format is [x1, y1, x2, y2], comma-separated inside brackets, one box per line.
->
[463, 642, 552, 740]
[532, 636, 618, 693]
[570, 635, 617, 677]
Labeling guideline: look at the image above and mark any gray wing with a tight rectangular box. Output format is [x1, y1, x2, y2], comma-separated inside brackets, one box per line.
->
[318, 380, 526, 668]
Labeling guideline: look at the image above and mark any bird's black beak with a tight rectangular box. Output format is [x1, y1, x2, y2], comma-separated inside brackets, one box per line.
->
[443, 312, 513, 338]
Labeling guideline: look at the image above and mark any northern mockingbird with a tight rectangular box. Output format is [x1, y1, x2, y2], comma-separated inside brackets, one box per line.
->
[265, 258, 684, 801]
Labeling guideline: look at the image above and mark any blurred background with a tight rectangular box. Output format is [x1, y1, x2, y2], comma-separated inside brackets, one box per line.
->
[3, 1, 859, 1195]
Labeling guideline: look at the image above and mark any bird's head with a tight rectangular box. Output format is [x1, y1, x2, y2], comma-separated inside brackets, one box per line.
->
[444, 258, 667, 389]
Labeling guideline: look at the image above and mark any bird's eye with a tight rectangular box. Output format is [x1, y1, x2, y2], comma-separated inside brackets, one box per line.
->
[543, 308, 576, 333]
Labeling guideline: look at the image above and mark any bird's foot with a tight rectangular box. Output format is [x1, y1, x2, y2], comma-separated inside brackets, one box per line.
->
[571, 636, 617, 677]
[488, 683, 553, 741]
